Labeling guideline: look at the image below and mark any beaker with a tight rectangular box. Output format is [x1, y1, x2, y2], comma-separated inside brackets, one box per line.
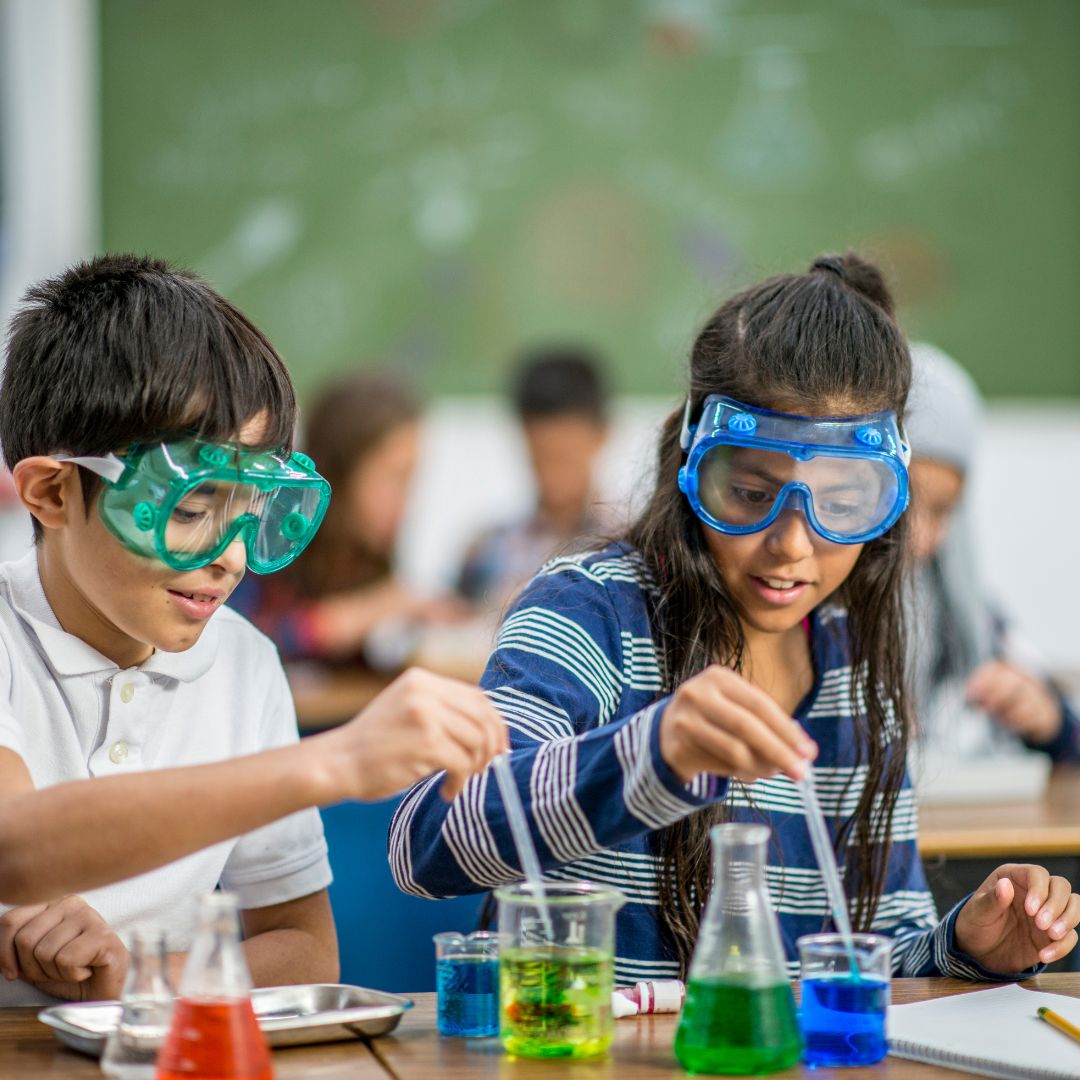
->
[797, 933, 892, 1066]
[155, 892, 272, 1080]
[674, 823, 802, 1074]
[495, 881, 625, 1059]
[101, 927, 174, 1080]
[433, 930, 500, 1037]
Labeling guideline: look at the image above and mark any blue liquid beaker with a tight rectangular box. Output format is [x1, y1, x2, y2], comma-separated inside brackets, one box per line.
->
[433, 931, 500, 1037]
[796, 933, 892, 1066]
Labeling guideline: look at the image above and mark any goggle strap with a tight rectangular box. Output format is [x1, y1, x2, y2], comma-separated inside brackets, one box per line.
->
[679, 396, 694, 452]
[52, 453, 127, 484]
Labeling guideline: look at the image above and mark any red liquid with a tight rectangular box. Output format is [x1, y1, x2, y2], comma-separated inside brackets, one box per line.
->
[156, 998, 273, 1080]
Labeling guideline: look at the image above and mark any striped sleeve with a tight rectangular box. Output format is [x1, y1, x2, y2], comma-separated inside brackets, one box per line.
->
[389, 562, 726, 898]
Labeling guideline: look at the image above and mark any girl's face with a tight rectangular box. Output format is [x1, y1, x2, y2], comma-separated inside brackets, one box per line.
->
[346, 420, 421, 556]
[701, 507, 863, 636]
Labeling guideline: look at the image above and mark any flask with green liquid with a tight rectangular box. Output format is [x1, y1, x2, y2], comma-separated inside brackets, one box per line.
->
[674, 823, 802, 1075]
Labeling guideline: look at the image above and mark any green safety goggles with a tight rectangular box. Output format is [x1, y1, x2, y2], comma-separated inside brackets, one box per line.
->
[55, 438, 331, 573]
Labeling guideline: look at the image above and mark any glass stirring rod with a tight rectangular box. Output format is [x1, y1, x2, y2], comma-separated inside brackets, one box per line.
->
[492, 753, 554, 941]
[796, 763, 860, 977]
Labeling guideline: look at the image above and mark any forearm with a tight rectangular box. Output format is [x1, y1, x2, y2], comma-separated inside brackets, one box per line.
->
[243, 926, 340, 986]
[0, 741, 339, 904]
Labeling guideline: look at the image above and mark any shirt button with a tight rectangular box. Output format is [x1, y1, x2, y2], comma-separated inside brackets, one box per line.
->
[120, 683, 135, 703]
[109, 741, 129, 764]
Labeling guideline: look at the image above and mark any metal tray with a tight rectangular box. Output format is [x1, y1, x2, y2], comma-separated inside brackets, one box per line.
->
[38, 983, 413, 1056]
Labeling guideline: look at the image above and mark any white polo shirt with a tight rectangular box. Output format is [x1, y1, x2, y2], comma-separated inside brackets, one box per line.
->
[0, 552, 332, 1006]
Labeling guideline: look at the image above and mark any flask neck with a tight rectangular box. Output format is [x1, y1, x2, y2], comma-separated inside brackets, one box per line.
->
[178, 894, 253, 1001]
[122, 929, 172, 1001]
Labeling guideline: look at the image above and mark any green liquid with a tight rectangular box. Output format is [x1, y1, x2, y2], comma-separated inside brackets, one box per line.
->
[499, 946, 613, 1058]
[674, 977, 803, 1075]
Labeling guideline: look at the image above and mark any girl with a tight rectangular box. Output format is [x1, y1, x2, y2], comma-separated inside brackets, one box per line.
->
[391, 254, 1079, 982]
[231, 372, 463, 660]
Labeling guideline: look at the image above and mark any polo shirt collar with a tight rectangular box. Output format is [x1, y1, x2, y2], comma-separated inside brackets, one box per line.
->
[5, 550, 220, 682]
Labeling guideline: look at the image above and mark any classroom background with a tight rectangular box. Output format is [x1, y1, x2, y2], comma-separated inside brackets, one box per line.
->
[1, 0, 1078, 991]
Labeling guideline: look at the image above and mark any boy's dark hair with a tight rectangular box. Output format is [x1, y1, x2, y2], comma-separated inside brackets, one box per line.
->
[1, 254, 297, 541]
[512, 346, 608, 423]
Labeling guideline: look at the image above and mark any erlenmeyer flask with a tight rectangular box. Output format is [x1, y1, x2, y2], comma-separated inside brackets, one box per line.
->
[155, 892, 272, 1080]
[674, 824, 802, 1074]
[101, 927, 174, 1079]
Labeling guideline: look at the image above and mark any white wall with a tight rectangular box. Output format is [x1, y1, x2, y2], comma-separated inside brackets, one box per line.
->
[397, 397, 1080, 674]
[0, 0, 99, 329]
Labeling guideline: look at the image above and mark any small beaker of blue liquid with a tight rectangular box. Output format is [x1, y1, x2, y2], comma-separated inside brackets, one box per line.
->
[796, 933, 892, 1066]
[434, 930, 500, 1037]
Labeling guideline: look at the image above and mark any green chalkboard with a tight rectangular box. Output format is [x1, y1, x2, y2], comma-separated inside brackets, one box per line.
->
[101, 0, 1080, 399]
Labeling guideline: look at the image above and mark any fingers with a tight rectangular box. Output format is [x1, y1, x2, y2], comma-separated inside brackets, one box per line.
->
[0, 903, 46, 980]
[714, 670, 818, 759]
[1035, 876, 1079, 936]
[659, 666, 817, 784]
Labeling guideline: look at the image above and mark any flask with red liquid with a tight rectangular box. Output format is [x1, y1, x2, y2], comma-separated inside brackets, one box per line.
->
[156, 892, 273, 1080]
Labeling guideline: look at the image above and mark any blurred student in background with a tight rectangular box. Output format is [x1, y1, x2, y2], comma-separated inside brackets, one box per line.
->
[457, 347, 613, 608]
[905, 343, 1080, 763]
[230, 372, 461, 662]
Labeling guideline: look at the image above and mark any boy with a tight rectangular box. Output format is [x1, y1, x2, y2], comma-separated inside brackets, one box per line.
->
[457, 347, 612, 607]
[0, 256, 505, 1004]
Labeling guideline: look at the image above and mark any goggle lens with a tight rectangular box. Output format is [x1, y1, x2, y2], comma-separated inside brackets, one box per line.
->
[161, 480, 323, 566]
[697, 444, 899, 538]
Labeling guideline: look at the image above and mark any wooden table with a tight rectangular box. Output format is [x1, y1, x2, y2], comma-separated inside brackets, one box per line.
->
[919, 766, 1080, 858]
[8, 974, 1078, 1079]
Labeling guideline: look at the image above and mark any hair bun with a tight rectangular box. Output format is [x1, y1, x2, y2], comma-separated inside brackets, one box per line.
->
[809, 250, 895, 318]
[811, 255, 847, 281]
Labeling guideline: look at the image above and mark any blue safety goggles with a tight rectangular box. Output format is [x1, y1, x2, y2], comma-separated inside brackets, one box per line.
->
[677, 395, 910, 545]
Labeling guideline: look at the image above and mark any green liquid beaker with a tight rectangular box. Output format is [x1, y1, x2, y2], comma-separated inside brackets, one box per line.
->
[673, 824, 802, 1075]
[495, 881, 624, 1059]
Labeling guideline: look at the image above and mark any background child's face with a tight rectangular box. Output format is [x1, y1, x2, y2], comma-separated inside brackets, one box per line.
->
[907, 457, 964, 562]
[345, 420, 421, 556]
[701, 510, 864, 636]
[523, 414, 607, 525]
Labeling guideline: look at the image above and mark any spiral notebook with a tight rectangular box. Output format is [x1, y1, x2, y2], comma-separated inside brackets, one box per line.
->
[888, 984, 1080, 1080]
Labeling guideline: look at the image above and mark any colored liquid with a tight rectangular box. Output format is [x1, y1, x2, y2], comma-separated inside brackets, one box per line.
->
[500, 946, 613, 1058]
[437, 956, 500, 1037]
[674, 977, 803, 1075]
[799, 975, 888, 1066]
[155, 998, 273, 1080]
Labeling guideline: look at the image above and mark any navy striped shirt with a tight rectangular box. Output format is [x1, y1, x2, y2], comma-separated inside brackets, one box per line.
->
[390, 543, 1038, 983]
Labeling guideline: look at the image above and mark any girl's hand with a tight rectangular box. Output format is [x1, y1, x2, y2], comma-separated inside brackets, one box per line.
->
[0, 895, 129, 1000]
[953, 864, 1080, 973]
[659, 665, 817, 785]
[965, 660, 1063, 746]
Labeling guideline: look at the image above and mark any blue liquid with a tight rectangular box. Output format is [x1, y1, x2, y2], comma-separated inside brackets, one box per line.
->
[799, 976, 888, 1066]
[437, 956, 500, 1037]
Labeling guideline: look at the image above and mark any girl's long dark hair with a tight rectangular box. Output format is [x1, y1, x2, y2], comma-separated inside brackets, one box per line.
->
[627, 252, 912, 975]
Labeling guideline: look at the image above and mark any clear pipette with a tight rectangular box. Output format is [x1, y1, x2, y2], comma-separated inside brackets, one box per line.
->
[797, 763, 860, 978]
[492, 753, 554, 941]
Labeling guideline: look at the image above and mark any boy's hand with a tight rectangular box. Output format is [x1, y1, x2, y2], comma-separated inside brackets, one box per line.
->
[954, 864, 1080, 973]
[0, 896, 128, 1000]
[965, 660, 1063, 745]
[659, 665, 817, 785]
[321, 667, 508, 801]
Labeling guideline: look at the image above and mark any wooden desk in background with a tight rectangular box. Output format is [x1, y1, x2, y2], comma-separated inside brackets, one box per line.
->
[919, 766, 1080, 858]
[292, 668, 393, 732]
[7, 974, 1079, 1079]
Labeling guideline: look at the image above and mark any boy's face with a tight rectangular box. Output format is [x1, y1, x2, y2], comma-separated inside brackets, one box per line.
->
[523, 414, 607, 525]
[34, 413, 270, 662]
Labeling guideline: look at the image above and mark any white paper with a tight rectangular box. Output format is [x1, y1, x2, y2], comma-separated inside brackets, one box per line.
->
[887, 984, 1080, 1080]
